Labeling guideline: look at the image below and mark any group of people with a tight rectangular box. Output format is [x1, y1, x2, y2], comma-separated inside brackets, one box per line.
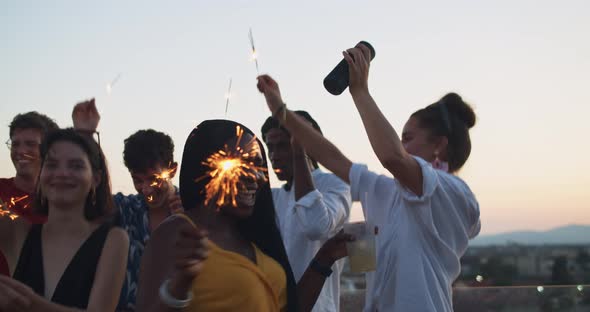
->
[0, 44, 480, 312]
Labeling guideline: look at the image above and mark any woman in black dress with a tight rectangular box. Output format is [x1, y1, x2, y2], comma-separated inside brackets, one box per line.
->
[0, 128, 129, 311]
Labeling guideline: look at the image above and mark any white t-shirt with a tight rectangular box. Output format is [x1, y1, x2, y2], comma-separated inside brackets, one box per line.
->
[273, 169, 351, 312]
[349, 156, 480, 312]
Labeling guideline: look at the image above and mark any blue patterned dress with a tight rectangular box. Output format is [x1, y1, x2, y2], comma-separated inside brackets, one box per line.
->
[114, 189, 177, 311]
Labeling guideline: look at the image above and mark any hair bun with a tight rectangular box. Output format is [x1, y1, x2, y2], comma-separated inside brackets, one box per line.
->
[441, 92, 476, 129]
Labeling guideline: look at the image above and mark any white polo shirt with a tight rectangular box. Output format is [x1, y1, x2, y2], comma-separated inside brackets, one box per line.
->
[349, 157, 480, 312]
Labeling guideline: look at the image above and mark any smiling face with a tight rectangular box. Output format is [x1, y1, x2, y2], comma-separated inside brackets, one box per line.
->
[39, 141, 97, 211]
[10, 128, 43, 179]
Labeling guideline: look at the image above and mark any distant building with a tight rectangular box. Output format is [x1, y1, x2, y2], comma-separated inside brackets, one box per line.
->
[457, 244, 590, 284]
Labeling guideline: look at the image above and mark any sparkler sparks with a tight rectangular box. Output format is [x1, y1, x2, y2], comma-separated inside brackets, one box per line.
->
[145, 164, 178, 203]
[249, 28, 260, 74]
[150, 164, 178, 188]
[0, 209, 19, 220]
[0, 195, 29, 220]
[10, 195, 29, 207]
[199, 126, 266, 208]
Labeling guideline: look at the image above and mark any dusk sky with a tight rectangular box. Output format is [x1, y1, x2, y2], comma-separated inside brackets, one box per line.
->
[1, 0, 589, 234]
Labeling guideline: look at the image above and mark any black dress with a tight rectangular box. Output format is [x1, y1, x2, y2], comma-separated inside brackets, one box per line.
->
[13, 223, 111, 309]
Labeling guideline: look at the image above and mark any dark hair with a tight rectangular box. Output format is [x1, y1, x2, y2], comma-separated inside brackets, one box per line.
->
[9, 111, 59, 138]
[32, 128, 114, 221]
[123, 129, 175, 172]
[180, 119, 297, 312]
[411, 93, 476, 172]
[261, 110, 323, 169]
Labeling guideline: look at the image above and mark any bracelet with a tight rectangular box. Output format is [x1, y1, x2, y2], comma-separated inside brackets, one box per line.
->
[272, 103, 287, 123]
[310, 258, 333, 277]
[159, 279, 193, 309]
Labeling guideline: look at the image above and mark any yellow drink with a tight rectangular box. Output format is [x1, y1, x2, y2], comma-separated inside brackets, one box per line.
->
[344, 222, 377, 273]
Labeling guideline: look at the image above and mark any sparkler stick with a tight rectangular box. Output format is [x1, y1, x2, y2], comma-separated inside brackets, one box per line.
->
[249, 28, 260, 74]
[225, 78, 233, 118]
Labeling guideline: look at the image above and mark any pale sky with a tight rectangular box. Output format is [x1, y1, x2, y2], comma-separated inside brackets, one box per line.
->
[1, 0, 589, 235]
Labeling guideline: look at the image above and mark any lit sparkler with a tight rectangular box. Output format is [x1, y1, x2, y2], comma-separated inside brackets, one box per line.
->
[249, 28, 260, 74]
[150, 163, 178, 189]
[198, 126, 267, 208]
[145, 164, 178, 203]
[0, 195, 29, 220]
[0, 208, 19, 220]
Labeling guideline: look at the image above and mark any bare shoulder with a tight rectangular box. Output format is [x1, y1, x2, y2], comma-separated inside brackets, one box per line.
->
[100, 227, 129, 258]
[105, 226, 129, 245]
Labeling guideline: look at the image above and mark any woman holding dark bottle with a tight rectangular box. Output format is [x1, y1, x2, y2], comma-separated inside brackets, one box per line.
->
[257, 43, 481, 312]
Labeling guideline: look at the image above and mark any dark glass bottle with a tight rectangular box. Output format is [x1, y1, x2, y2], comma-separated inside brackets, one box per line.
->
[323, 41, 376, 96]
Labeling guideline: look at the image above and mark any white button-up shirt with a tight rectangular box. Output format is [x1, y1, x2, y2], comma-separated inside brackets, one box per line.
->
[349, 156, 481, 312]
[273, 168, 352, 312]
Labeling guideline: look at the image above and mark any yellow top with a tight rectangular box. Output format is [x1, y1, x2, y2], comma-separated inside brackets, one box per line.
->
[175, 214, 287, 312]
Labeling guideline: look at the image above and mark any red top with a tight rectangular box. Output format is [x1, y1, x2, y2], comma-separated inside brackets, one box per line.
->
[0, 177, 46, 224]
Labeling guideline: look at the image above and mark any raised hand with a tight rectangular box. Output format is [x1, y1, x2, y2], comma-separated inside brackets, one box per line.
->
[315, 230, 355, 265]
[256, 75, 284, 114]
[297, 230, 355, 312]
[342, 43, 372, 95]
[72, 98, 100, 132]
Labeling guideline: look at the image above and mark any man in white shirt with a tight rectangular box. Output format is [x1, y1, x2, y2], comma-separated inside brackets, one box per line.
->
[261, 111, 352, 312]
